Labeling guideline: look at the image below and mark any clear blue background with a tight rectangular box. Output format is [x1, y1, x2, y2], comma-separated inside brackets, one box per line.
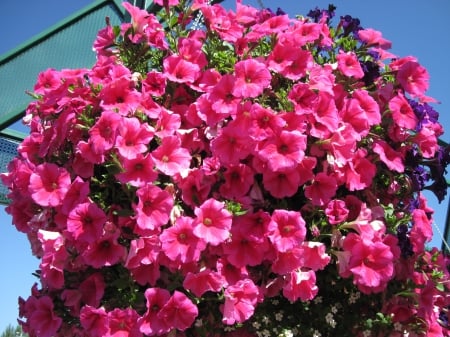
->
[1, 0, 449, 331]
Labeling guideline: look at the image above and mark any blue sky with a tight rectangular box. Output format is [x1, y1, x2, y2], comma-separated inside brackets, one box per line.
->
[1, 0, 449, 331]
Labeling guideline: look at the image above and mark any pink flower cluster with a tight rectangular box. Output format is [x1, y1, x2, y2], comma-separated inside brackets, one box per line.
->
[2, 1, 449, 336]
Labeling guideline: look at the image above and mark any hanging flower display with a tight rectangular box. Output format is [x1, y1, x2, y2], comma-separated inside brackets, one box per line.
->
[2, 1, 450, 336]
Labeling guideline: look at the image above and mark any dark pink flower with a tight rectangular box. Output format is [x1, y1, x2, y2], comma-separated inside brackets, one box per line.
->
[283, 270, 318, 302]
[267, 209, 306, 253]
[151, 135, 191, 176]
[258, 130, 307, 172]
[116, 153, 157, 187]
[107, 308, 142, 337]
[38, 230, 67, 289]
[262, 167, 300, 198]
[89, 110, 122, 154]
[134, 185, 174, 232]
[222, 279, 260, 325]
[29, 163, 71, 207]
[304, 172, 338, 206]
[232, 59, 271, 98]
[67, 201, 107, 243]
[336, 51, 364, 79]
[183, 268, 224, 297]
[159, 291, 198, 331]
[219, 163, 254, 199]
[325, 199, 349, 225]
[82, 232, 127, 268]
[192, 198, 232, 246]
[372, 140, 405, 173]
[139, 288, 171, 336]
[125, 236, 161, 286]
[163, 55, 200, 84]
[358, 28, 392, 49]
[80, 305, 109, 337]
[409, 209, 433, 254]
[115, 117, 154, 159]
[388, 93, 418, 129]
[160, 216, 206, 263]
[210, 123, 253, 165]
[396, 59, 429, 98]
[26, 296, 62, 337]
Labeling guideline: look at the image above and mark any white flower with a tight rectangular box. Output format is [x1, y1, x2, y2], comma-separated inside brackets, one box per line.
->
[275, 311, 284, 321]
[325, 313, 336, 328]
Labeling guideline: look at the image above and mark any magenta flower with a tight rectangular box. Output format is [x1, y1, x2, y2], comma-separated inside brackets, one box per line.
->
[336, 50, 364, 79]
[160, 216, 207, 264]
[192, 198, 233, 246]
[304, 172, 338, 206]
[183, 268, 224, 297]
[258, 130, 307, 172]
[107, 308, 142, 337]
[283, 270, 319, 302]
[67, 201, 107, 243]
[29, 163, 71, 207]
[232, 59, 271, 98]
[115, 117, 154, 159]
[125, 236, 161, 286]
[89, 110, 122, 154]
[116, 153, 157, 187]
[163, 55, 201, 84]
[27, 296, 62, 337]
[325, 199, 349, 225]
[139, 288, 171, 336]
[151, 135, 191, 176]
[80, 305, 109, 337]
[262, 167, 300, 198]
[82, 232, 127, 268]
[159, 291, 198, 331]
[267, 209, 306, 253]
[134, 185, 173, 232]
[222, 279, 260, 325]
[388, 93, 418, 129]
[372, 140, 405, 173]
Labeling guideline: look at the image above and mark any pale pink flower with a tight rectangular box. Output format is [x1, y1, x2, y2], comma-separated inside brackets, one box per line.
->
[29, 163, 71, 207]
[222, 279, 260, 325]
[192, 198, 233, 246]
[232, 59, 271, 98]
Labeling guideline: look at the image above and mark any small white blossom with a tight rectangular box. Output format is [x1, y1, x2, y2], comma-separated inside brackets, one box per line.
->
[275, 311, 284, 321]
[314, 296, 323, 304]
[362, 330, 372, 337]
[262, 316, 270, 325]
[325, 313, 336, 328]
[331, 305, 338, 314]
[312, 330, 322, 337]
[252, 321, 261, 330]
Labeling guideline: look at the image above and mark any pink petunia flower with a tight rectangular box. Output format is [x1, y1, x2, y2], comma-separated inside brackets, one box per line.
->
[210, 123, 253, 165]
[67, 201, 107, 243]
[80, 305, 109, 337]
[133, 185, 174, 232]
[219, 163, 254, 199]
[232, 59, 271, 98]
[29, 163, 71, 207]
[158, 291, 198, 331]
[192, 198, 233, 246]
[163, 55, 201, 84]
[89, 110, 122, 154]
[107, 308, 142, 337]
[257, 130, 307, 172]
[115, 153, 157, 187]
[183, 268, 224, 297]
[125, 236, 161, 286]
[151, 135, 191, 176]
[283, 269, 318, 302]
[388, 93, 418, 129]
[262, 167, 300, 198]
[222, 279, 260, 325]
[267, 209, 306, 253]
[26, 296, 63, 337]
[336, 50, 364, 79]
[304, 172, 338, 206]
[159, 216, 207, 264]
[115, 117, 154, 160]
[372, 140, 405, 173]
[396, 59, 430, 98]
[139, 287, 171, 336]
[82, 232, 127, 268]
[38, 230, 68, 289]
[325, 199, 349, 225]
